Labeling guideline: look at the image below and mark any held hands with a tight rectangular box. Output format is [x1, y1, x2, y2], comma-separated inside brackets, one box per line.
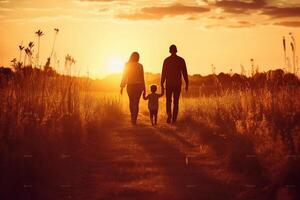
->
[161, 85, 165, 94]
[142, 89, 147, 100]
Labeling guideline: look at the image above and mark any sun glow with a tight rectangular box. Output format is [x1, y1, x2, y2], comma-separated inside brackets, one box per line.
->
[105, 56, 125, 74]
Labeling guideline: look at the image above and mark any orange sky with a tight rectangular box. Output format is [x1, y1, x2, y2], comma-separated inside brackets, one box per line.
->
[0, 0, 300, 78]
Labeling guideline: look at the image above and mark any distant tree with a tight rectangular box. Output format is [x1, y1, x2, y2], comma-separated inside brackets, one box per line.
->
[283, 73, 299, 86]
[0, 67, 13, 87]
[251, 72, 266, 89]
[266, 69, 285, 89]
[217, 72, 231, 89]
[199, 74, 220, 96]
[231, 73, 247, 90]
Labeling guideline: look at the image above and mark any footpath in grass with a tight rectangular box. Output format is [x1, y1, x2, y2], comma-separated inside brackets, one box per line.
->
[64, 114, 267, 200]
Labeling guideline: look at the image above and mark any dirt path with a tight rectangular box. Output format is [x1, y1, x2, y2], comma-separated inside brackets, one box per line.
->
[67, 114, 254, 200]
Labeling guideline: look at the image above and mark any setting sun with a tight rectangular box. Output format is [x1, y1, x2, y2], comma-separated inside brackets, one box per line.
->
[105, 56, 124, 74]
[1, 1, 300, 199]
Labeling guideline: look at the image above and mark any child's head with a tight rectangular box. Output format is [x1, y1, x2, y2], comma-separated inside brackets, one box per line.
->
[150, 84, 157, 93]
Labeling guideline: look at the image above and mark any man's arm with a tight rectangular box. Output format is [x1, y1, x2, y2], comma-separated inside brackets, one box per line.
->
[182, 59, 189, 91]
[161, 60, 166, 87]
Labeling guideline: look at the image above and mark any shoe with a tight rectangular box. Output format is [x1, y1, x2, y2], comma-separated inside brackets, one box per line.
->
[172, 118, 177, 124]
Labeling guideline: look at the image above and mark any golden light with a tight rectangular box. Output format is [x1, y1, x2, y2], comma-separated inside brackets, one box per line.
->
[105, 56, 124, 74]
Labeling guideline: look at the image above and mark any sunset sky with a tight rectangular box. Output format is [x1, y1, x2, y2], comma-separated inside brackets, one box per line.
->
[0, 0, 300, 78]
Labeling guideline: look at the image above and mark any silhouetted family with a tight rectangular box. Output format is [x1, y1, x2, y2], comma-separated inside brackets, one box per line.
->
[120, 45, 189, 125]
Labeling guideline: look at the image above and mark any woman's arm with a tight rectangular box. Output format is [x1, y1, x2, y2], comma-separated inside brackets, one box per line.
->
[159, 85, 164, 97]
[141, 64, 146, 93]
[120, 64, 128, 88]
[143, 91, 149, 100]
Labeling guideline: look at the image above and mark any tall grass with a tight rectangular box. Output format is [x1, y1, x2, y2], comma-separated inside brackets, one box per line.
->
[0, 67, 123, 199]
[181, 87, 300, 193]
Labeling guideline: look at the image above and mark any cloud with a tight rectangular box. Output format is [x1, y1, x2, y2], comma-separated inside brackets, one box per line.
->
[207, 0, 300, 27]
[114, 1, 300, 27]
[212, 0, 300, 18]
[205, 19, 254, 29]
[238, 20, 252, 25]
[79, 0, 300, 26]
[213, 0, 266, 14]
[262, 6, 300, 18]
[79, 0, 127, 2]
[0, 7, 11, 11]
[215, 0, 266, 9]
[3, 0, 300, 28]
[274, 21, 300, 27]
[116, 3, 210, 20]
[232, 20, 254, 28]
[142, 4, 210, 16]
[117, 12, 162, 20]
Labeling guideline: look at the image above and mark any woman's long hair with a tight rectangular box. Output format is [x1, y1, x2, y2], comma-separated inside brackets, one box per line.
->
[128, 52, 139, 63]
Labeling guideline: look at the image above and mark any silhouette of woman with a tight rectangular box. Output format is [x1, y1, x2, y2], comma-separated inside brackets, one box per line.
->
[120, 52, 145, 125]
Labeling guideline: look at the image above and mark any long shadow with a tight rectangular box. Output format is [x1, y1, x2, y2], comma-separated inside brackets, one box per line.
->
[176, 119, 271, 199]
[69, 124, 147, 200]
[76, 123, 164, 200]
[159, 126, 196, 148]
[129, 125, 236, 200]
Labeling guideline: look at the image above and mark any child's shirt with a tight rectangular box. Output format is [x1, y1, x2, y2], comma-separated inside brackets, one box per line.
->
[144, 93, 162, 111]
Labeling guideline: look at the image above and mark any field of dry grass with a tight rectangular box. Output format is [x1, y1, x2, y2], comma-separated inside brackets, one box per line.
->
[181, 88, 300, 197]
[0, 67, 300, 199]
[0, 68, 123, 199]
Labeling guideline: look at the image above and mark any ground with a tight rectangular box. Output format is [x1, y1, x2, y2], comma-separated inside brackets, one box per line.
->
[57, 114, 266, 200]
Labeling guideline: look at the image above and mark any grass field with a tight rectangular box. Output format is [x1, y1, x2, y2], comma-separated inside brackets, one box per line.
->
[0, 67, 300, 199]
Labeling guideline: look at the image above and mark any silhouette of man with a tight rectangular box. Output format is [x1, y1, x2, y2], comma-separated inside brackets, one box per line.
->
[161, 45, 189, 123]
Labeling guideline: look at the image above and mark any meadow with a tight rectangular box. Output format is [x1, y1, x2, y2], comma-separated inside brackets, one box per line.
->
[0, 66, 123, 199]
[181, 88, 300, 191]
[0, 63, 300, 199]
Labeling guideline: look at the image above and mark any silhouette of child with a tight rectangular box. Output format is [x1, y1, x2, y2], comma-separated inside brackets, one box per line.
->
[143, 85, 164, 126]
